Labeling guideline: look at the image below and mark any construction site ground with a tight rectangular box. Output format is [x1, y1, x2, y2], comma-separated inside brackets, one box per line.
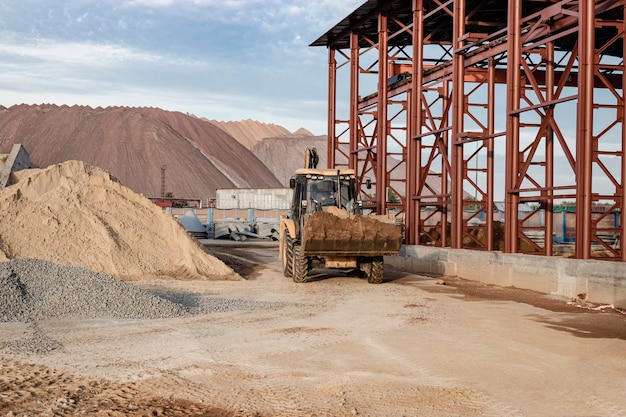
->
[2, 241, 626, 417]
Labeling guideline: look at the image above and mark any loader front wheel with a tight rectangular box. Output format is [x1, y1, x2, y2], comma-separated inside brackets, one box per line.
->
[292, 243, 309, 283]
[366, 256, 384, 284]
[283, 236, 294, 278]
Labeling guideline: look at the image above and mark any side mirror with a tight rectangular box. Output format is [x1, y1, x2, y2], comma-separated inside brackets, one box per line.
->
[289, 178, 296, 189]
[355, 200, 363, 215]
[365, 178, 372, 189]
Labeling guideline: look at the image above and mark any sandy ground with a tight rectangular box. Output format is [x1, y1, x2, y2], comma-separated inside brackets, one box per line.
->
[2, 242, 626, 417]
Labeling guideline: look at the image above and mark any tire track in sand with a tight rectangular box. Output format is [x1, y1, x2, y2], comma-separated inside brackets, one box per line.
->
[353, 333, 526, 417]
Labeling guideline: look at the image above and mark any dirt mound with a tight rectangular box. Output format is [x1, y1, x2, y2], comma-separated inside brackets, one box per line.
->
[0, 160, 238, 281]
[0, 104, 281, 199]
[252, 135, 328, 185]
[207, 118, 294, 149]
[420, 221, 538, 252]
[303, 211, 402, 254]
[293, 127, 314, 136]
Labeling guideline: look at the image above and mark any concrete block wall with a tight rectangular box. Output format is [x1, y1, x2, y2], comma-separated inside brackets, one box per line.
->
[0, 144, 30, 189]
[10, 144, 30, 172]
[388, 245, 626, 309]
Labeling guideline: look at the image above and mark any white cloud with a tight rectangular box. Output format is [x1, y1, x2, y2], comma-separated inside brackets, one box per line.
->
[118, 0, 362, 32]
[0, 36, 160, 68]
[0, 0, 366, 135]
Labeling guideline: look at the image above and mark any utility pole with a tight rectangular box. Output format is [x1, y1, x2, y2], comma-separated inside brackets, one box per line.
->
[160, 165, 167, 197]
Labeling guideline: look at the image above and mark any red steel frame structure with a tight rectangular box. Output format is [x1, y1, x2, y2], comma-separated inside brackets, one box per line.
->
[312, 0, 626, 261]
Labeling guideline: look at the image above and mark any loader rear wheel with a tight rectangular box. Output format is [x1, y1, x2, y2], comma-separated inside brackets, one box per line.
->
[367, 256, 384, 284]
[292, 243, 309, 283]
[283, 236, 294, 278]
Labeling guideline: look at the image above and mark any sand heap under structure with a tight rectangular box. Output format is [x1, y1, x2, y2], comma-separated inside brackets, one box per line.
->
[0, 160, 238, 281]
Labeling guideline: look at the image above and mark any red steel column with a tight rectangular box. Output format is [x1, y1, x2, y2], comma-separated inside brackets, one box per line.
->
[622, 4, 626, 261]
[451, 0, 465, 248]
[575, 0, 594, 259]
[505, 0, 521, 253]
[377, 12, 389, 215]
[407, 0, 424, 245]
[350, 32, 359, 171]
[328, 48, 337, 168]
[486, 57, 496, 251]
[441, 82, 450, 241]
[545, 41, 555, 256]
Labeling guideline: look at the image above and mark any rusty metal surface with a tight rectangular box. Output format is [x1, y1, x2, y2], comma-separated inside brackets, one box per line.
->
[313, 0, 625, 261]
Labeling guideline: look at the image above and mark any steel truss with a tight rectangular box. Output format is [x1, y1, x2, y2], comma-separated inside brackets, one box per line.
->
[313, 0, 625, 261]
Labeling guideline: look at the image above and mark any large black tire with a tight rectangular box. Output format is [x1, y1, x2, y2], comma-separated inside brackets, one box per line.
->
[366, 256, 384, 284]
[282, 236, 294, 278]
[292, 243, 309, 283]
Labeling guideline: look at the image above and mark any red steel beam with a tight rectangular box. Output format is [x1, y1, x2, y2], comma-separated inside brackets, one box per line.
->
[575, 0, 594, 259]
[622, 4, 626, 261]
[505, 0, 522, 254]
[327, 47, 336, 169]
[350, 31, 359, 171]
[451, 0, 465, 248]
[406, 0, 423, 245]
[544, 41, 554, 256]
[486, 57, 495, 251]
[377, 12, 389, 215]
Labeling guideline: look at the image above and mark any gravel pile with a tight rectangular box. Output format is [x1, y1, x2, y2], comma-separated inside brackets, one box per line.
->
[1, 258, 282, 323]
[0, 258, 188, 322]
[0, 258, 282, 354]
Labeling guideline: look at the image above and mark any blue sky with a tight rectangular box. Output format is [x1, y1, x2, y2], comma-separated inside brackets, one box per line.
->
[0, 0, 363, 134]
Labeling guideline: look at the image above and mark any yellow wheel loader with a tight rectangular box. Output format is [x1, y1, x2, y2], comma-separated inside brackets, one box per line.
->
[279, 149, 403, 283]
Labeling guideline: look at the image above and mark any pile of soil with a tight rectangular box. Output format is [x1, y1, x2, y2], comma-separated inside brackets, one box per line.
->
[421, 221, 538, 252]
[303, 211, 402, 253]
[0, 160, 238, 281]
[0, 105, 282, 199]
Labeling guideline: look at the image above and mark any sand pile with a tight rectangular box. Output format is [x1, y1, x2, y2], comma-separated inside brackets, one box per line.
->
[0, 160, 238, 281]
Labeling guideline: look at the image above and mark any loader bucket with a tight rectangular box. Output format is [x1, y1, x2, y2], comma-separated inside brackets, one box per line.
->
[301, 211, 402, 256]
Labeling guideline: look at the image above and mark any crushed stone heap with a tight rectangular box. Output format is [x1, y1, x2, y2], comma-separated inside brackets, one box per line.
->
[0, 258, 281, 354]
[0, 160, 238, 281]
[0, 258, 188, 322]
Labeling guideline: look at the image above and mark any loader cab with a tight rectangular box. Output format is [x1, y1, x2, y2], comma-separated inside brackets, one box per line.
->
[289, 169, 360, 221]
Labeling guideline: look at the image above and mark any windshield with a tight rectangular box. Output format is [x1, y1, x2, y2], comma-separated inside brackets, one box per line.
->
[307, 177, 356, 209]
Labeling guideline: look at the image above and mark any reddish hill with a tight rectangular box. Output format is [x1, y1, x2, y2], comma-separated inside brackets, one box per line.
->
[293, 127, 314, 137]
[252, 135, 328, 186]
[0, 104, 282, 200]
[207, 118, 311, 149]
